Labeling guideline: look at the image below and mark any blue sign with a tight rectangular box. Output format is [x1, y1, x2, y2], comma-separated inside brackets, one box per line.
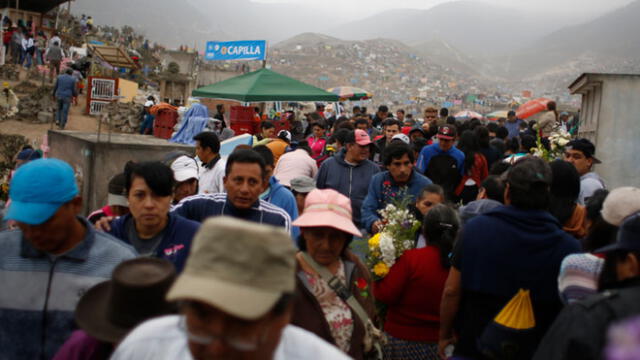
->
[205, 40, 267, 61]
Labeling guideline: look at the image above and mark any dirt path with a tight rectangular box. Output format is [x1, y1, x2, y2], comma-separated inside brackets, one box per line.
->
[1, 70, 109, 146]
[1, 94, 102, 145]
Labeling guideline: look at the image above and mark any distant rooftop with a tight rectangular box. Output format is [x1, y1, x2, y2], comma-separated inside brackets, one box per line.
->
[1, 0, 69, 14]
[569, 72, 640, 93]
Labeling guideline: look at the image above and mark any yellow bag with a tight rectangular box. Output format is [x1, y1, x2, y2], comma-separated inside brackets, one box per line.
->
[494, 289, 536, 330]
[477, 289, 537, 360]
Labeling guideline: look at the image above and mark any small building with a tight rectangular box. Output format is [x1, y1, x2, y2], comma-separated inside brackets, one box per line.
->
[158, 50, 199, 105]
[569, 73, 640, 189]
[158, 73, 195, 106]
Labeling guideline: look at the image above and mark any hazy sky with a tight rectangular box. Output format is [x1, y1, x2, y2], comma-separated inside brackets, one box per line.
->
[253, 0, 635, 19]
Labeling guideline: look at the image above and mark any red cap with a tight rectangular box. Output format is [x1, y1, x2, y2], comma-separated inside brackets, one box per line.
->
[437, 125, 456, 140]
[354, 129, 372, 146]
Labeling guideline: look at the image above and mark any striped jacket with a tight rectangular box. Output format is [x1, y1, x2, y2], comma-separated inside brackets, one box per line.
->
[172, 193, 292, 235]
[0, 217, 137, 360]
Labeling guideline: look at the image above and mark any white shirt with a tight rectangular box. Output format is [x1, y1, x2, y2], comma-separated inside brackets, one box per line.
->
[111, 315, 351, 360]
[273, 149, 318, 187]
[49, 36, 62, 48]
[22, 38, 34, 51]
[198, 156, 227, 195]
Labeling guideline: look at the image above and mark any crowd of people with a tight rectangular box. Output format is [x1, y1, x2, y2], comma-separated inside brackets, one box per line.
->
[0, 100, 639, 360]
[2, 13, 98, 129]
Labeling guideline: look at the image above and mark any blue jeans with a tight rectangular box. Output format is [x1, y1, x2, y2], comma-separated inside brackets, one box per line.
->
[140, 114, 155, 134]
[56, 98, 71, 129]
[24, 51, 32, 68]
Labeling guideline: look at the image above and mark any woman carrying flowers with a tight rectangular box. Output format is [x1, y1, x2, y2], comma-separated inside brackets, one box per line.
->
[373, 204, 460, 360]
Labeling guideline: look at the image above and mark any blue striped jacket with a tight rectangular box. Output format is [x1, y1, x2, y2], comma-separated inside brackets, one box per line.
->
[0, 217, 136, 359]
[171, 193, 292, 235]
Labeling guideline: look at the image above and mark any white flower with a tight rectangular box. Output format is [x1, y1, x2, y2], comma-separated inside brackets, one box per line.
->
[532, 149, 544, 158]
[558, 138, 569, 147]
[379, 232, 396, 266]
[402, 240, 413, 249]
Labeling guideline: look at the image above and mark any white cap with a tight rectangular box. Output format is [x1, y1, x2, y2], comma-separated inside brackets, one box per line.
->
[171, 156, 199, 182]
[144, 100, 154, 107]
[278, 130, 292, 143]
[392, 133, 410, 144]
[602, 187, 640, 226]
[107, 194, 128, 207]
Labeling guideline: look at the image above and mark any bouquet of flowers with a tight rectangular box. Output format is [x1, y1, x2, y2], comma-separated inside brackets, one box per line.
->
[532, 126, 572, 162]
[366, 191, 422, 281]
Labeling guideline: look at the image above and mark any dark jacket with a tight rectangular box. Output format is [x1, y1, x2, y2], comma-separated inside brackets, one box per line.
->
[479, 146, 500, 170]
[371, 137, 387, 163]
[108, 212, 199, 273]
[416, 143, 465, 200]
[533, 278, 640, 360]
[291, 251, 376, 360]
[372, 115, 385, 129]
[453, 206, 581, 359]
[316, 149, 380, 228]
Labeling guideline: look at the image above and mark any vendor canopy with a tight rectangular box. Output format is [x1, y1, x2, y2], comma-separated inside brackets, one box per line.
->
[192, 68, 339, 102]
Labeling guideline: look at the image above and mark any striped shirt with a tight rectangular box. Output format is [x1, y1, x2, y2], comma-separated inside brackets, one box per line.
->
[172, 193, 292, 234]
[0, 217, 137, 359]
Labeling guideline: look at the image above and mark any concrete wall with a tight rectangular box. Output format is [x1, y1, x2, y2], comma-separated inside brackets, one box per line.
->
[576, 74, 640, 189]
[48, 130, 193, 215]
[118, 78, 139, 103]
[595, 76, 640, 189]
[160, 79, 195, 106]
[160, 51, 197, 75]
[197, 69, 243, 88]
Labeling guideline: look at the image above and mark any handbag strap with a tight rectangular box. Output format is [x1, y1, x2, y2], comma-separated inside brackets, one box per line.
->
[301, 251, 372, 328]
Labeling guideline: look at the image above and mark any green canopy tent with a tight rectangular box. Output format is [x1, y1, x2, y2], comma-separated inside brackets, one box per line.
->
[192, 68, 339, 102]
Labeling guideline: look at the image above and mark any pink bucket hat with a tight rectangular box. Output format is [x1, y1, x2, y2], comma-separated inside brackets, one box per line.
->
[292, 189, 362, 237]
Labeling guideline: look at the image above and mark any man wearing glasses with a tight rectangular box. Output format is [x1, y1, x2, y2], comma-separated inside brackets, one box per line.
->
[111, 217, 348, 360]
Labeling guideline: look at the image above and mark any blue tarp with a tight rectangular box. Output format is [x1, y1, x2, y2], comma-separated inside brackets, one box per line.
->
[169, 103, 210, 145]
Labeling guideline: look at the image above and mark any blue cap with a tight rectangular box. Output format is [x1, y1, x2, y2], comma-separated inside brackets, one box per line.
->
[16, 149, 41, 161]
[6, 159, 79, 225]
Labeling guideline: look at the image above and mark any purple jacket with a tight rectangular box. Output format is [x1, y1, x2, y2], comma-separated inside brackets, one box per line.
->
[53, 330, 112, 360]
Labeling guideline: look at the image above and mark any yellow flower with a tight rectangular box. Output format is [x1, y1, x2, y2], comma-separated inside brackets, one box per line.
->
[368, 233, 381, 250]
[373, 262, 390, 277]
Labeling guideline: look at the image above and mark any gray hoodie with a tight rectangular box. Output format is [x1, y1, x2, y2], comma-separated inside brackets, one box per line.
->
[316, 149, 380, 228]
[459, 199, 503, 225]
[578, 172, 605, 205]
